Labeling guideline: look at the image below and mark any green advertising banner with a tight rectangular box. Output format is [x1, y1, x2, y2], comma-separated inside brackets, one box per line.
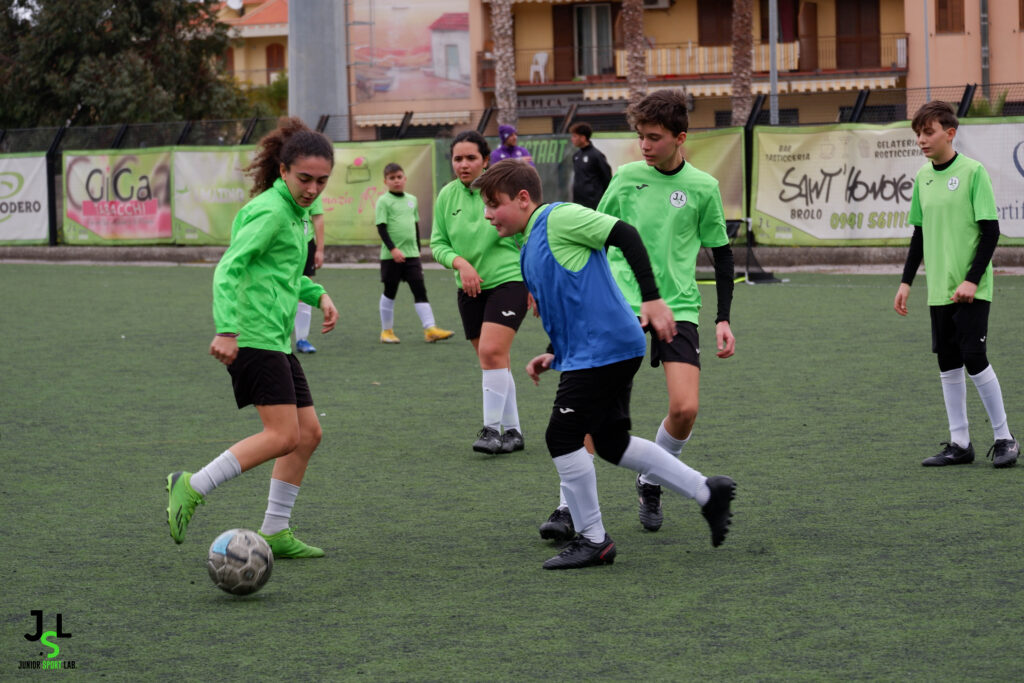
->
[751, 119, 1024, 246]
[323, 140, 434, 245]
[0, 153, 49, 245]
[431, 129, 745, 227]
[172, 147, 253, 245]
[63, 148, 174, 244]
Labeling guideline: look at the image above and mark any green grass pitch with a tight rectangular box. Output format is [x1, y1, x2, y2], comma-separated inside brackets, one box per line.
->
[2, 263, 1023, 680]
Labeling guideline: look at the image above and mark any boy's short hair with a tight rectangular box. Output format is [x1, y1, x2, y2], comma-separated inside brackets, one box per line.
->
[472, 159, 542, 205]
[627, 89, 689, 136]
[383, 162, 403, 177]
[911, 100, 958, 134]
[569, 122, 592, 140]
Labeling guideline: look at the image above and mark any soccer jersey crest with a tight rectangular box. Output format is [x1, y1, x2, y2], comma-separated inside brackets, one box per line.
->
[669, 190, 688, 208]
[947, 177, 960, 191]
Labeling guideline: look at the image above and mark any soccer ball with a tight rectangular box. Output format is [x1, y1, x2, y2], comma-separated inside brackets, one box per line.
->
[207, 528, 274, 595]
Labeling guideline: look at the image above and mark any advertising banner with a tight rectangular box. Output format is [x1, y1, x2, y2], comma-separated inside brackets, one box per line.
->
[172, 147, 253, 245]
[63, 148, 173, 244]
[323, 140, 434, 245]
[432, 128, 746, 230]
[751, 119, 1024, 245]
[0, 154, 48, 244]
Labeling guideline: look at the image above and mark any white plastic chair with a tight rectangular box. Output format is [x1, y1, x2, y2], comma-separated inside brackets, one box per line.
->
[529, 52, 548, 83]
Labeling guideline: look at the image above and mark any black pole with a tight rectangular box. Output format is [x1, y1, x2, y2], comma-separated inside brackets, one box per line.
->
[111, 123, 129, 149]
[476, 107, 494, 134]
[558, 103, 579, 134]
[396, 111, 414, 139]
[743, 94, 765, 244]
[849, 89, 870, 122]
[240, 116, 260, 145]
[176, 121, 193, 145]
[957, 84, 977, 118]
[45, 126, 68, 246]
[316, 115, 329, 133]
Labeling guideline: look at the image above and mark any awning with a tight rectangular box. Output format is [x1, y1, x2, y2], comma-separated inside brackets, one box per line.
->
[584, 75, 896, 101]
[354, 111, 472, 128]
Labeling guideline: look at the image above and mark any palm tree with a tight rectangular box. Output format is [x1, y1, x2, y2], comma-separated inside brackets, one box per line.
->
[490, 0, 517, 127]
[620, 0, 647, 104]
[731, 0, 754, 125]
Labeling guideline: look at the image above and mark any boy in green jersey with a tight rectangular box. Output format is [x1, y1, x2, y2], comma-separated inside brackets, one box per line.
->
[894, 100, 1018, 468]
[166, 119, 339, 558]
[539, 89, 736, 541]
[375, 162, 454, 344]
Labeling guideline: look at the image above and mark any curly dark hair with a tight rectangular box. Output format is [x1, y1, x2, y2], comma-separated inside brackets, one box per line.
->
[451, 130, 491, 161]
[244, 117, 334, 196]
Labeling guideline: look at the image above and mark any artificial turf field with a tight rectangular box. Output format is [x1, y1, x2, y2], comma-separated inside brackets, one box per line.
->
[2, 262, 1023, 681]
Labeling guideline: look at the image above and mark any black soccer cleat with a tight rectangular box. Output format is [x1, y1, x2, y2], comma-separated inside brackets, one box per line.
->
[635, 474, 663, 532]
[472, 426, 503, 454]
[988, 436, 1020, 469]
[701, 475, 736, 548]
[500, 428, 525, 453]
[539, 507, 575, 543]
[921, 442, 975, 467]
[542, 534, 616, 570]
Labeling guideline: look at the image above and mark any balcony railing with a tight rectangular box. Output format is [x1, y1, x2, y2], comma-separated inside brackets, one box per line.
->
[478, 34, 908, 87]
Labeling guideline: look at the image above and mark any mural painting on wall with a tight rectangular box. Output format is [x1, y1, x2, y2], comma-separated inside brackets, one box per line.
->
[350, 0, 471, 103]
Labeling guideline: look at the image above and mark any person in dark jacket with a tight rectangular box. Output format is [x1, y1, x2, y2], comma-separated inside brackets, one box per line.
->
[570, 122, 613, 210]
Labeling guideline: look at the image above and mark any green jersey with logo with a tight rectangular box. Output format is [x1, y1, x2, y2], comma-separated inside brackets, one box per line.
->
[213, 178, 326, 352]
[430, 177, 522, 289]
[908, 153, 997, 306]
[375, 191, 420, 260]
[599, 160, 728, 324]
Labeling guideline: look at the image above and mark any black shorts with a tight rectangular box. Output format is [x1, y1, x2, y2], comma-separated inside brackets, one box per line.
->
[227, 347, 313, 409]
[648, 320, 701, 369]
[456, 281, 529, 339]
[930, 301, 990, 356]
[546, 356, 644, 459]
[302, 239, 316, 277]
[380, 257, 424, 284]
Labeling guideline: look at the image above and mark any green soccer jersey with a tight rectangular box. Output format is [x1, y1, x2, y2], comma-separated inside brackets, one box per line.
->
[908, 153, 998, 306]
[375, 191, 420, 260]
[523, 202, 618, 270]
[212, 178, 326, 353]
[599, 160, 729, 324]
[430, 177, 522, 290]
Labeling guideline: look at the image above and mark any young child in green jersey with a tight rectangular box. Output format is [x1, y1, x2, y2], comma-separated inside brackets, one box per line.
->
[474, 160, 735, 569]
[166, 117, 340, 558]
[294, 197, 324, 353]
[375, 162, 454, 344]
[894, 100, 1018, 468]
[539, 88, 737, 542]
[431, 131, 529, 455]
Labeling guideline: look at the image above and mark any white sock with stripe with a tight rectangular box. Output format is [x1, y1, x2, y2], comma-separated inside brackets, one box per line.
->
[940, 367, 971, 448]
[189, 450, 242, 497]
[969, 365, 1012, 441]
[553, 447, 606, 543]
[260, 478, 300, 536]
[380, 295, 396, 331]
[618, 436, 709, 505]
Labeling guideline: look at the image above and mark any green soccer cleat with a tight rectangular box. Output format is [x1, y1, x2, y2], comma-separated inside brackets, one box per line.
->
[258, 528, 325, 558]
[166, 471, 204, 544]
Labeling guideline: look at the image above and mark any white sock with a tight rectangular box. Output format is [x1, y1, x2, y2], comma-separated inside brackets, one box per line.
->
[557, 451, 594, 508]
[482, 368, 509, 430]
[414, 302, 435, 328]
[940, 367, 971, 447]
[294, 301, 312, 340]
[189, 450, 242, 497]
[969, 365, 1012, 441]
[640, 420, 691, 485]
[501, 368, 521, 432]
[260, 478, 300, 536]
[553, 447, 605, 542]
[618, 436, 710, 505]
[380, 295, 395, 330]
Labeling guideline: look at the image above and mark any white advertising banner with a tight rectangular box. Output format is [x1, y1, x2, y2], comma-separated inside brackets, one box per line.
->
[0, 154, 49, 244]
[751, 119, 1024, 245]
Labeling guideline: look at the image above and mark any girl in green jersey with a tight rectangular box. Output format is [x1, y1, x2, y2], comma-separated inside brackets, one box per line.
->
[431, 131, 530, 455]
[166, 118, 339, 558]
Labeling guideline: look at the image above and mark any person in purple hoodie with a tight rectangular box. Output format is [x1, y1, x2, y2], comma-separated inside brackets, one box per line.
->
[490, 125, 534, 166]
